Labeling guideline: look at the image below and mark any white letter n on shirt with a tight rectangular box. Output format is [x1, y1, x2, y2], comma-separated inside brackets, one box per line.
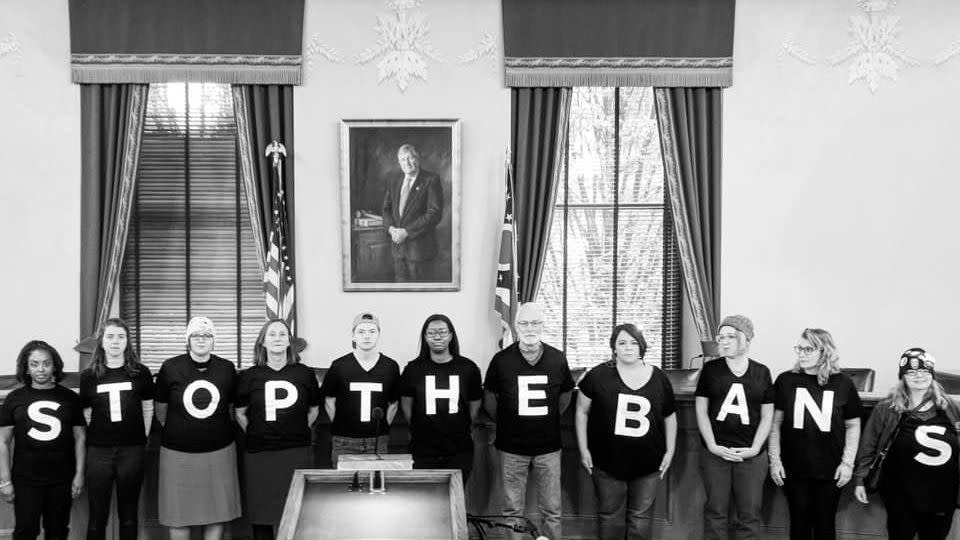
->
[792, 388, 833, 432]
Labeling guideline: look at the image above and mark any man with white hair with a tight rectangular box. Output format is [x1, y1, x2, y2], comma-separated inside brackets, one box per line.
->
[483, 302, 574, 540]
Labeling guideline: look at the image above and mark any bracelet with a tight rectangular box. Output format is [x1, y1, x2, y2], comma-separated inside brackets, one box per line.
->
[840, 461, 854, 468]
[0, 480, 11, 489]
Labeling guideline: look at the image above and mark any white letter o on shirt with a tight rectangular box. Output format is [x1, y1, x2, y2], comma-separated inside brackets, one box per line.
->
[182, 380, 221, 419]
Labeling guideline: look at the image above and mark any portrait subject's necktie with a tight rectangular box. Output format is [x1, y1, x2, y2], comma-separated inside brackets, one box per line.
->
[399, 176, 414, 217]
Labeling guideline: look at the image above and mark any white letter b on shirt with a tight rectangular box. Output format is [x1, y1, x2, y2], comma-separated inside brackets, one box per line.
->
[614, 394, 651, 437]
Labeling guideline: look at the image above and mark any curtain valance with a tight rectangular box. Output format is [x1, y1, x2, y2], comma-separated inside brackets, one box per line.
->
[69, 0, 304, 84]
[502, 0, 735, 88]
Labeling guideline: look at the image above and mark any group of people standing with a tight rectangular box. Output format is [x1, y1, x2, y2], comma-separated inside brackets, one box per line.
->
[0, 306, 956, 540]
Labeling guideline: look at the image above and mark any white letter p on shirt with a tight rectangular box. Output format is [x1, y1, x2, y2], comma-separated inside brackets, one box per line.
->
[265, 380, 298, 421]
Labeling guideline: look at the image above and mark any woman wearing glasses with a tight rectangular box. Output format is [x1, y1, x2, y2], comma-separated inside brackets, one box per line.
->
[853, 348, 960, 540]
[768, 328, 862, 540]
[575, 323, 677, 540]
[694, 315, 774, 540]
[399, 314, 483, 481]
[155, 317, 240, 540]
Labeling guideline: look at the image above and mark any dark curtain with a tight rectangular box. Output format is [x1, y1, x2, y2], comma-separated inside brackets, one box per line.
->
[511, 87, 572, 303]
[78, 84, 149, 365]
[231, 85, 299, 330]
[654, 87, 722, 344]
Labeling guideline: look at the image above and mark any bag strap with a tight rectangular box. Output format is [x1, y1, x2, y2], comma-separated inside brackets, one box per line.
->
[879, 398, 931, 457]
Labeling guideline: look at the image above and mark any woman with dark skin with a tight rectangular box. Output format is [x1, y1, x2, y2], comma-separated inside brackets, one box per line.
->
[0, 340, 86, 540]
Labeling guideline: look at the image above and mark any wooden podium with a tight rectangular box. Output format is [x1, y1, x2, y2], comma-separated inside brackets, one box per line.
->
[277, 454, 467, 540]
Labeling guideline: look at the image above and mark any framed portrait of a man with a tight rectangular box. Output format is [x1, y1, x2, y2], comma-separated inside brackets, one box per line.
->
[340, 119, 461, 291]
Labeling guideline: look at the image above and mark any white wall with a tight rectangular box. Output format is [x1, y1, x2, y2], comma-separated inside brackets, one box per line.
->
[0, 2, 80, 370]
[294, 0, 507, 369]
[2, 0, 959, 386]
[723, 0, 960, 391]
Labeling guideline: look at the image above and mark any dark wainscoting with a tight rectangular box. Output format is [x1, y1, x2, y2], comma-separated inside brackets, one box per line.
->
[1, 371, 958, 539]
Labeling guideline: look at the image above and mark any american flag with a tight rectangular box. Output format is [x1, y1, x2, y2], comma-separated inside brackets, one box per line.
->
[264, 140, 296, 333]
[494, 155, 518, 349]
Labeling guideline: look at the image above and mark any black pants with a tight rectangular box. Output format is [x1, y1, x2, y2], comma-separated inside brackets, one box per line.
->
[782, 476, 841, 540]
[85, 445, 146, 540]
[13, 481, 73, 540]
[882, 488, 956, 540]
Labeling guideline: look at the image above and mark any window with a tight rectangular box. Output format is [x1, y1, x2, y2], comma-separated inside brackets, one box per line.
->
[539, 87, 681, 369]
[120, 83, 264, 372]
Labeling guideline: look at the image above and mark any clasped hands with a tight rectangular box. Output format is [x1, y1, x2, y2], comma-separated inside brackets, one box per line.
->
[388, 226, 409, 245]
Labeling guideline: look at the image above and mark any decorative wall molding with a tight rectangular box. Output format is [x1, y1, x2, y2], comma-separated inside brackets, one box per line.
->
[355, 0, 441, 91]
[0, 32, 23, 63]
[781, 0, 921, 93]
[779, 34, 817, 66]
[305, 34, 344, 71]
[828, 1, 917, 93]
[457, 31, 498, 69]
[933, 38, 960, 65]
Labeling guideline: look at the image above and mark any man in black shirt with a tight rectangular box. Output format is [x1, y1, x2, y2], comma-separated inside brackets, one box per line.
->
[320, 312, 401, 465]
[484, 302, 574, 540]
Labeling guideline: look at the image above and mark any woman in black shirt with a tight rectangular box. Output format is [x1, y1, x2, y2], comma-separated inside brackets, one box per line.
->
[768, 328, 862, 540]
[575, 323, 677, 540]
[695, 315, 774, 540]
[80, 318, 155, 540]
[155, 316, 240, 540]
[854, 348, 960, 540]
[236, 319, 320, 540]
[0, 340, 86, 540]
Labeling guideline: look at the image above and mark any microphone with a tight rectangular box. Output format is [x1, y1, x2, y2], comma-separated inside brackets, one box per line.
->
[372, 407, 385, 460]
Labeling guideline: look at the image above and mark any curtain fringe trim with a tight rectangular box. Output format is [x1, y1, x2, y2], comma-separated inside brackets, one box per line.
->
[72, 65, 301, 85]
[505, 67, 732, 88]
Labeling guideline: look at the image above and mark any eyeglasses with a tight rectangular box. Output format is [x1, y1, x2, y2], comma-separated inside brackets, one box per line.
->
[905, 369, 931, 378]
[425, 329, 450, 338]
[190, 334, 213, 341]
[715, 334, 738, 342]
[516, 320, 543, 328]
[793, 345, 818, 355]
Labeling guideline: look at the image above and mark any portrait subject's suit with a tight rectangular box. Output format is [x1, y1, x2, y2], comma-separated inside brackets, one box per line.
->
[382, 168, 444, 281]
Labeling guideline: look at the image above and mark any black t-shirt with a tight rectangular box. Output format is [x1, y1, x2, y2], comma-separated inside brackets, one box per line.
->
[579, 363, 676, 480]
[773, 371, 862, 479]
[80, 365, 155, 447]
[0, 385, 85, 485]
[483, 342, 575, 456]
[695, 358, 774, 448]
[236, 363, 322, 452]
[886, 409, 960, 512]
[320, 353, 400, 438]
[399, 356, 483, 458]
[155, 354, 237, 453]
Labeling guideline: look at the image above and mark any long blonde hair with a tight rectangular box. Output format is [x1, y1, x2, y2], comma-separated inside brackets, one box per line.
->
[791, 328, 841, 386]
[888, 378, 951, 414]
